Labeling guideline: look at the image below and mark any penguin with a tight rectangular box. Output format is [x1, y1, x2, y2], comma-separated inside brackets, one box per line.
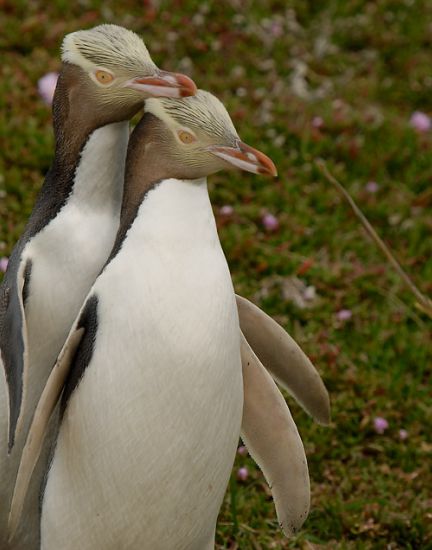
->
[8, 87, 328, 543]
[0, 24, 197, 451]
[0, 25, 329, 456]
[3, 25, 329, 545]
[0, 24, 197, 549]
[14, 90, 280, 550]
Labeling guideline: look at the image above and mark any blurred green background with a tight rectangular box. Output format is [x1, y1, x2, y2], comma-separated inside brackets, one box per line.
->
[0, 1, 431, 548]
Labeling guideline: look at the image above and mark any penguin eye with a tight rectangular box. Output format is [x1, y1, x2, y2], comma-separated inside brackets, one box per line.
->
[178, 130, 196, 144]
[95, 70, 114, 85]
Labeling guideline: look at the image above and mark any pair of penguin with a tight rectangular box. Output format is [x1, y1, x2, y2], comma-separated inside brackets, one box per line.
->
[0, 25, 330, 549]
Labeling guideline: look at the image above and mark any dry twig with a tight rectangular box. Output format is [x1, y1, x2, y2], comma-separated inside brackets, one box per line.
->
[315, 159, 432, 319]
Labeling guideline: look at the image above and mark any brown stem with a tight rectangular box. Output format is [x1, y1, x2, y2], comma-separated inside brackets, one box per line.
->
[315, 159, 432, 319]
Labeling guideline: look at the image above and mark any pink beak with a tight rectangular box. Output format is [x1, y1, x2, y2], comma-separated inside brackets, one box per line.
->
[207, 141, 277, 177]
[124, 70, 197, 98]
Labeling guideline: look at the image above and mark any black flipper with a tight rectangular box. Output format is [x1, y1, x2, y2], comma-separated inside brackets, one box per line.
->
[60, 294, 99, 415]
[0, 258, 32, 451]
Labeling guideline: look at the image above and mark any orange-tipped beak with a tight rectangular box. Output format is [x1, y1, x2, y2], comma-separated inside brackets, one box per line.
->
[207, 141, 277, 177]
[124, 70, 197, 98]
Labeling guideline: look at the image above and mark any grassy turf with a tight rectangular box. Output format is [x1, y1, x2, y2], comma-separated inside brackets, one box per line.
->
[1, 1, 431, 548]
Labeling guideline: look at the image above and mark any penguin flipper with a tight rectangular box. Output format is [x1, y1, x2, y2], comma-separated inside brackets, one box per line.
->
[236, 294, 330, 425]
[0, 258, 32, 451]
[8, 324, 84, 541]
[240, 332, 310, 536]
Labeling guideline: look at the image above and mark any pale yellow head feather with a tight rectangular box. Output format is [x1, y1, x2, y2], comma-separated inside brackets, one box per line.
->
[61, 24, 156, 75]
[145, 90, 239, 145]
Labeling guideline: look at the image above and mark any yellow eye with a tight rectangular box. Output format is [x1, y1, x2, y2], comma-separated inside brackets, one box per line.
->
[95, 70, 114, 85]
[178, 130, 196, 144]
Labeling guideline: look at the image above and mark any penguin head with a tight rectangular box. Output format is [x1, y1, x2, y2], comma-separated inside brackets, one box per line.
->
[56, 25, 197, 126]
[141, 90, 277, 180]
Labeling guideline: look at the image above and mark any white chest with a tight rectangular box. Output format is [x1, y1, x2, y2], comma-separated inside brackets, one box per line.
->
[42, 179, 243, 550]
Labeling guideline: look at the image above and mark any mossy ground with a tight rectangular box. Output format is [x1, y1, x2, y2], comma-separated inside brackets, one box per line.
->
[1, 1, 431, 548]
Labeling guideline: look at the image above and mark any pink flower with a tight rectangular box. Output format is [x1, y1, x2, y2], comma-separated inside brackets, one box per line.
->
[237, 467, 248, 481]
[303, 285, 316, 301]
[0, 257, 8, 273]
[410, 111, 431, 133]
[237, 445, 247, 456]
[365, 181, 379, 193]
[262, 213, 279, 232]
[398, 429, 408, 441]
[38, 72, 59, 106]
[220, 205, 234, 216]
[373, 417, 389, 434]
[312, 116, 324, 129]
[270, 21, 283, 37]
[336, 309, 352, 321]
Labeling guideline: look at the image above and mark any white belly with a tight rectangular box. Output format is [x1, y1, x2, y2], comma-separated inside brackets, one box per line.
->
[42, 178, 243, 550]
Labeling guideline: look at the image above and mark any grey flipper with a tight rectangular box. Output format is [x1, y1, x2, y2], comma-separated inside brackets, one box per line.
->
[236, 295, 330, 425]
[0, 257, 32, 450]
[8, 325, 84, 540]
[240, 332, 310, 536]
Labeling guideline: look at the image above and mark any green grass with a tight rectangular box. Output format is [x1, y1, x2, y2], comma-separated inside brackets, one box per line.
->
[1, 1, 431, 548]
